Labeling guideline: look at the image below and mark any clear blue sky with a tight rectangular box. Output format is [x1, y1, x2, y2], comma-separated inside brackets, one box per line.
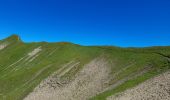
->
[0, 0, 170, 47]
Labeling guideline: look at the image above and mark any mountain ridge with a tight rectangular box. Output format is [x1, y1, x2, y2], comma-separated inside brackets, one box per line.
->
[0, 35, 170, 100]
[2, 34, 170, 48]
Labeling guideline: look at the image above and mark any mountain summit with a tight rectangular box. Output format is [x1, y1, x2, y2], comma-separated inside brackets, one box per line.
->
[4, 34, 21, 42]
[0, 35, 170, 100]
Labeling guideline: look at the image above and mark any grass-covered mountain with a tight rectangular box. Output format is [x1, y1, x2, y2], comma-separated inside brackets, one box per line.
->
[0, 35, 170, 100]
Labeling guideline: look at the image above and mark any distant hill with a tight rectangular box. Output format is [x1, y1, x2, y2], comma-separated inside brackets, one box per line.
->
[0, 35, 170, 100]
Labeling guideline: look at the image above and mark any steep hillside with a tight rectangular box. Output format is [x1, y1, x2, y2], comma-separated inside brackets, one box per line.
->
[107, 71, 170, 100]
[0, 35, 170, 100]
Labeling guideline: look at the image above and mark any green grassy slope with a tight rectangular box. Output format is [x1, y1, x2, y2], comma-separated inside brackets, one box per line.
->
[0, 35, 170, 100]
[91, 47, 170, 100]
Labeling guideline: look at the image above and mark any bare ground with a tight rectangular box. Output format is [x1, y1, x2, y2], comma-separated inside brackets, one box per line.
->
[25, 46, 42, 62]
[107, 71, 170, 100]
[0, 42, 8, 50]
[24, 57, 111, 100]
[27, 46, 42, 57]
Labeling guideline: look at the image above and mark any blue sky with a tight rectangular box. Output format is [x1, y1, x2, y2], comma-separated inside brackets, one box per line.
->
[0, 0, 170, 47]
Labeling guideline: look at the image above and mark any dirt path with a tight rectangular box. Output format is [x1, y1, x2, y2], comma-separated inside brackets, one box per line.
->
[28, 47, 42, 57]
[7, 65, 53, 95]
[0, 47, 43, 78]
[24, 57, 110, 100]
[58, 62, 80, 77]
[25, 46, 42, 62]
[107, 71, 170, 100]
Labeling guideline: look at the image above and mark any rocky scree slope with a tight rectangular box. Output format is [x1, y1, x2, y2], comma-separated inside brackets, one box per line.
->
[0, 35, 170, 100]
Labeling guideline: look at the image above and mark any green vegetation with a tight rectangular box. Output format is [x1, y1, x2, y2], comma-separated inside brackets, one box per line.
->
[91, 47, 170, 100]
[0, 35, 170, 100]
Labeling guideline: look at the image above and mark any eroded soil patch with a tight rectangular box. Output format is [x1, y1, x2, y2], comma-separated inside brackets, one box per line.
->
[24, 57, 110, 100]
[107, 71, 170, 100]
